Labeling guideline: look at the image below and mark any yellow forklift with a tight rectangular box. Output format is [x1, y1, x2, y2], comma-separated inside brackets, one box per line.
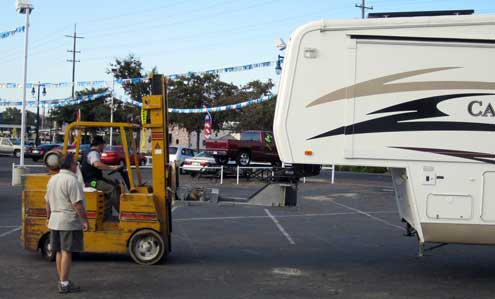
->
[21, 75, 174, 265]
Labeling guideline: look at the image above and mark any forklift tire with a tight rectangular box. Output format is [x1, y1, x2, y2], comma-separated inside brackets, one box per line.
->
[41, 235, 55, 262]
[128, 229, 166, 265]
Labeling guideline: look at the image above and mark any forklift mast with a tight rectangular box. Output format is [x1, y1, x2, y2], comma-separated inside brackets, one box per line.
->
[141, 75, 170, 230]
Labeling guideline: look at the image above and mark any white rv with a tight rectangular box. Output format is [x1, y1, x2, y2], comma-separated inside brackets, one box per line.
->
[273, 13, 495, 252]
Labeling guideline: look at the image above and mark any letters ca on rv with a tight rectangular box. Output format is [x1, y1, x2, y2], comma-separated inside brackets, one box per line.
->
[468, 101, 495, 117]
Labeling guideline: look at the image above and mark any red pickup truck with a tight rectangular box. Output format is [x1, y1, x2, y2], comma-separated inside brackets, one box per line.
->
[205, 131, 280, 166]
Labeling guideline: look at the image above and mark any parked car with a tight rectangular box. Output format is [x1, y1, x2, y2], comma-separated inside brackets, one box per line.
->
[0, 137, 32, 158]
[30, 144, 63, 162]
[101, 145, 146, 166]
[10, 138, 33, 158]
[182, 151, 218, 176]
[169, 146, 196, 167]
[205, 131, 280, 166]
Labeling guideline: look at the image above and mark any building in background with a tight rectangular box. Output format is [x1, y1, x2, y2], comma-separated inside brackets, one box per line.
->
[168, 124, 239, 151]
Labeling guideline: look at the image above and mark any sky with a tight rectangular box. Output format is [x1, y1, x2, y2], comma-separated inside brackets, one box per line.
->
[1, 0, 495, 111]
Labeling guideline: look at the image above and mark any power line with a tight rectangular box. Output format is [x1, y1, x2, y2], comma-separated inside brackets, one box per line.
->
[65, 24, 84, 99]
[82, 6, 344, 53]
[82, 0, 278, 41]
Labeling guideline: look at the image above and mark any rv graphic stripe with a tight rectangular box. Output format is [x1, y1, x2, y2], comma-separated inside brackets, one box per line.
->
[306, 67, 495, 108]
[390, 147, 495, 164]
[308, 93, 495, 140]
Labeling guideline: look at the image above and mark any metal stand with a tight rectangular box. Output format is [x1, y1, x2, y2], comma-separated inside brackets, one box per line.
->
[418, 242, 448, 257]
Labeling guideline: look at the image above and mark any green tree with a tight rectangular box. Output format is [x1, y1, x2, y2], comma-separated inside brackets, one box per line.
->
[107, 54, 157, 124]
[168, 73, 240, 150]
[1, 107, 36, 125]
[49, 88, 111, 124]
[231, 80, 275, 132]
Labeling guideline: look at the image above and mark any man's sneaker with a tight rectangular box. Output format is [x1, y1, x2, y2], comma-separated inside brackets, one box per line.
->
[58, 281, 81, 293]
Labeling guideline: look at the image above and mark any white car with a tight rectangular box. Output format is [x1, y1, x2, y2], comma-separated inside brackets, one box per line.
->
[182, 151, 218, 176]
[169, 146, 196, 167]
[0, 138, 24, 157]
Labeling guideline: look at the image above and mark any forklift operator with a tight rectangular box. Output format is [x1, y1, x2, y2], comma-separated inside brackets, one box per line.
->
[81, 136, 121, 218]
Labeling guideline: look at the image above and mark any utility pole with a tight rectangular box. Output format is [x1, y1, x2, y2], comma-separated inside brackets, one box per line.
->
[65, 24, 84, 99]
[355, 0, 373, 19]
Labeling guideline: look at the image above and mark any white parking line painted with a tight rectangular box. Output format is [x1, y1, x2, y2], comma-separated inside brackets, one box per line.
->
[331, 201, 405, 231]
[175, 215, 269, 221]
[264, 209, 296, 245]
[0, 225, 19, 228]
[173, 211, 396, 222]
[0, 226, 20, 238]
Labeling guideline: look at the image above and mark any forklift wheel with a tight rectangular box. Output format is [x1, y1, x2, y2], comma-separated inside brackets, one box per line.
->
[41, 235, 55, 262]
[128, 229, 165, 265]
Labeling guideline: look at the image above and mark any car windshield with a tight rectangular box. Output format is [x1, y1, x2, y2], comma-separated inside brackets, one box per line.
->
[195, 151, 211, 158]
[240, 132, 260, 141]
[169, 147, 178, 154]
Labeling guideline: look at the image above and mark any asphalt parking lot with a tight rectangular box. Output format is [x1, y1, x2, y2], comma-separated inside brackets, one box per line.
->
[1, 156, 495, 298]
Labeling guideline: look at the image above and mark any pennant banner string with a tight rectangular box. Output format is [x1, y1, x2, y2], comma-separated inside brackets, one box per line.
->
[0, 26, 24, 40]
[0, 61, 276, 89]
[0, 92, 273, 113]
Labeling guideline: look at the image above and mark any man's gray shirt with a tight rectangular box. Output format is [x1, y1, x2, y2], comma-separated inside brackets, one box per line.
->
[87, 150, 101, 166]
[45, 169, 85, 231]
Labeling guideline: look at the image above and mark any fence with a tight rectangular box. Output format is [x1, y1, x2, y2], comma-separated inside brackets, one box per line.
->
[180, 164, 335, 185]
[12, 162, 335, 186]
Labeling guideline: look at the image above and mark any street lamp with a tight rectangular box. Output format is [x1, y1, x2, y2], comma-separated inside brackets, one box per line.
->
[31, 82, 46, 146]
[16, 0, 33, 166]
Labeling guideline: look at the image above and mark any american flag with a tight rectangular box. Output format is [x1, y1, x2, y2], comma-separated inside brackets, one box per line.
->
[204, 112, 212, 140]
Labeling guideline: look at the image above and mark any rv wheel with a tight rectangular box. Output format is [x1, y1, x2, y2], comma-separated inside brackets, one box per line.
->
[128, 229, 166, 265]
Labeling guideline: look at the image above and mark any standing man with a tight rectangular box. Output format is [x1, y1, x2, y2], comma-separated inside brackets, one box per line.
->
[45, 153, 89, 293]
[81, 136, 121, 218]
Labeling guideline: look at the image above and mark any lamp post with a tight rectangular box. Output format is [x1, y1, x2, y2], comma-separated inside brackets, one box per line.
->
[16, 0, 33, 166]
[31, 82, 46, 146]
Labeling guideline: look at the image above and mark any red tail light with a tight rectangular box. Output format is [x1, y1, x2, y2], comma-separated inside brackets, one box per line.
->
[200, 162, 208, 167]
[183, 161, 192, 165]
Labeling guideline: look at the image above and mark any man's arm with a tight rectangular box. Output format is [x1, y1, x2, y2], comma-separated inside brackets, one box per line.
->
[93, 160, 120, 171]
[72, 201, 89, 232]
[45, 201, 51, 227]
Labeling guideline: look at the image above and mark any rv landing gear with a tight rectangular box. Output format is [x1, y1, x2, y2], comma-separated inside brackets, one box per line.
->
[418, 242, 448, 257]
[402, 220, 416, 237]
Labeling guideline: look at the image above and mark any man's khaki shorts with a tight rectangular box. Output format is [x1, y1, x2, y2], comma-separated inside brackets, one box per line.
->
[50, 230, 84, 252]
